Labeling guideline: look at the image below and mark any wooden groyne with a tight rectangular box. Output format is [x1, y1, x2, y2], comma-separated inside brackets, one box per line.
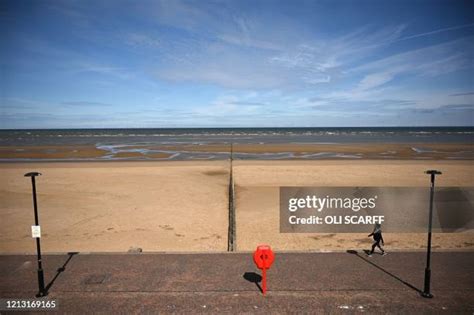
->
[228, 143, 236, 251]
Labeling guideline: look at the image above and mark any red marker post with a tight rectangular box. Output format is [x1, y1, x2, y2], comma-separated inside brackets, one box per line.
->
[253, 245, 275, 295]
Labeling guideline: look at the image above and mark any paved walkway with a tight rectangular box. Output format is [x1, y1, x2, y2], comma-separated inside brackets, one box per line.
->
[1, 251, 473, 313]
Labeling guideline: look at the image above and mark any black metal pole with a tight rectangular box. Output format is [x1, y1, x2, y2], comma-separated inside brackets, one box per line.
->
[25, 172, 47, 297]
[422, 170, 441, 298]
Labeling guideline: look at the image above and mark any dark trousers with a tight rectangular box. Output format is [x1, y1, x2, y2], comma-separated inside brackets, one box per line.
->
[370, 240, 384, 254]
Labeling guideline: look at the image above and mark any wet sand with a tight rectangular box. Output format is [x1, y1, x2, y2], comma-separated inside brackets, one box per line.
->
[1, 143, 473, 160]
[0, 146, 108, 159]
[0, 160, 472, 253]
[160, 143, 474, 157]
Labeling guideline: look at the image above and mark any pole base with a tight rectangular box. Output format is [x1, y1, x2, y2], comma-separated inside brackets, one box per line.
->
[35, 290, 48, 298]
[421, 292, 433, 298]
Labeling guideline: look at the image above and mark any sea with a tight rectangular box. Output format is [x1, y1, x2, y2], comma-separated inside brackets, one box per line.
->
[0, 127, 473, 161]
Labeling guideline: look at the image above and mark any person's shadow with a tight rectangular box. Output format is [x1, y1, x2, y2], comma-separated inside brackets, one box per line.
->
[45, 252, 78, 292]
[243, 272, 263, 293]
[346, 250, 422, 293]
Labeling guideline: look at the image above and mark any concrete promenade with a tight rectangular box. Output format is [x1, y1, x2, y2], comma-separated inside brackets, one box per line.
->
[1, 251, 473, 314]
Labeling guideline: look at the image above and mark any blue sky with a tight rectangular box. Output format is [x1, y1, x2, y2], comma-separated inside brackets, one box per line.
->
[1, 0, 473, 128]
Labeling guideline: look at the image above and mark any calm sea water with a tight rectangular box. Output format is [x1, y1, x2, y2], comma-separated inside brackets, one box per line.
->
[0, 127, 472, 161]
[1, 127, 473, 146]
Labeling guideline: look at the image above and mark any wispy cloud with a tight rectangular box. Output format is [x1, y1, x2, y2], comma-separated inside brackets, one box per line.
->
[61, 101, 114, 107]
[153, 19, 472, 92]
[347, 37, 473, 97]
[356, 72, 394, 91]
[449, 92, 474, 97]
[351, 37, 471, 74]
[73, 63, 133, 80]
[229, 101, 266, 106]
[395, 22, 474, 42]
[266, 25, 408, 86]
[2, 0, 473, 127]
[155, 23, 412, 89]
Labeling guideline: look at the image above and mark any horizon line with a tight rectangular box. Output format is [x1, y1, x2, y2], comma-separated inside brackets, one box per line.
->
[1, 126, 473, 131]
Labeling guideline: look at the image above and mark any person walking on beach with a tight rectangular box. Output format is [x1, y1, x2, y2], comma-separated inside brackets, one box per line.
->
[367, 223, 386, 257]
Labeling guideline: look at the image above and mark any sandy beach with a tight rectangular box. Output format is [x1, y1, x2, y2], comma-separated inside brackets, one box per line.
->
[0, 159, 472, 253]
[233, 160, 474, 251]
[0, 161, 230, 253]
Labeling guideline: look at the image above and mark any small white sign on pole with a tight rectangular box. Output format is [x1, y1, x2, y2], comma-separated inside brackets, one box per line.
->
[31, 225, 41, 238]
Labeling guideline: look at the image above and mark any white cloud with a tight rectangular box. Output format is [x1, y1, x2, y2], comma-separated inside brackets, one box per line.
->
[153, 22, 416, 89]
[74, 63, 133, 80]
[357, 72, 394, 91]
[120, 3, 473, 91]
[395, 22, 474, 42]
[350, 37, 473, 78]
